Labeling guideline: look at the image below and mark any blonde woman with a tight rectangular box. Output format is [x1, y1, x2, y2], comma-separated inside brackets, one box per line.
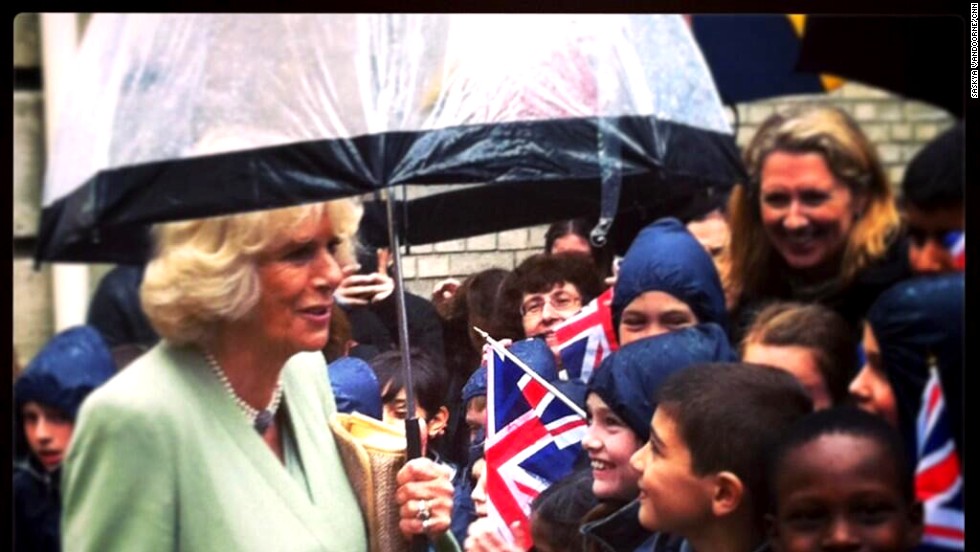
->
[727, 105, 910, 341]
[62, 200, 458, 551]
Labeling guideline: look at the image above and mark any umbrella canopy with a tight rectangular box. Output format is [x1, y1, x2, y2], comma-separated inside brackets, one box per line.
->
[35, 13, 744, 264]
[797, 15, 964, 118]
[689, 14, 843, 105]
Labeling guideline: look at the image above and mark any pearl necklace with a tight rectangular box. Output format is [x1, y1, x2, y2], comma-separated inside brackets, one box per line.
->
[203, 351, 283, 434]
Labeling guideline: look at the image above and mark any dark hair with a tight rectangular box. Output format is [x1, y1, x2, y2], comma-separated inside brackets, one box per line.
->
[444, 268, 509, 371]
[901, 122, 964, 210]
[656, 362, 813, 523]
[323, 303, 354, 363]
[496, 253, 603, 340]
[768, 406, 914, 510]
[370, 348, 449, 420]
[742, 302, 857, 406]
[530, 469, 597, 552]
[544, 218, 614, 277]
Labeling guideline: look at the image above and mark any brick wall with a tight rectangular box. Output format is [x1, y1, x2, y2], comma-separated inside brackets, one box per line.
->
[12, 14, 956, 364]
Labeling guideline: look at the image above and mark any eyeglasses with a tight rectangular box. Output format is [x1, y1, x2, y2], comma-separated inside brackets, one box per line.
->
[520, 291, 582, 318]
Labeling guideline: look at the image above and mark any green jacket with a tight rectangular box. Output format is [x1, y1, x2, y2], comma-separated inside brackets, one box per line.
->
[62, 344, 369, 551]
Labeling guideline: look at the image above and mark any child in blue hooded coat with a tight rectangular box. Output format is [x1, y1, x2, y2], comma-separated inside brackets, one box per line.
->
[580, 324, 736, 552]
[612, 218, 728, 347]
[14, 326, 117, 552]
[849, 274, 964, 552]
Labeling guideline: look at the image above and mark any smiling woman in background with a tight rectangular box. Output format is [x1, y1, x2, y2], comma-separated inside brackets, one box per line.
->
[61, 200, 458, 552]
[727, 105, 909, 343]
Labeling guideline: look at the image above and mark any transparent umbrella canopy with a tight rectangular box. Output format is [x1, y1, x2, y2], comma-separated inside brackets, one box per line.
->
[36, 13, 742, 265]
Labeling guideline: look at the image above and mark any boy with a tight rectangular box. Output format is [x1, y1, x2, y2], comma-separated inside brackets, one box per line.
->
[901, 122, 964, 274]
[14, 326, 117, 552]
[630, 362, 812, 552]
[767, 407, 923, 552]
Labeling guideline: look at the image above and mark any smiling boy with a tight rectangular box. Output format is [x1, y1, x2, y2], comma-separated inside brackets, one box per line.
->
[630, 362, 812, 552]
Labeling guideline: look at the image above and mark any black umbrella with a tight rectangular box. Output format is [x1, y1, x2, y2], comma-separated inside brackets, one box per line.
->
[797, 15, 965, 118]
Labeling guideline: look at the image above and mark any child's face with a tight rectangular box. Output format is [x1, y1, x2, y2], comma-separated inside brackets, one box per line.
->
[849, 324, 899, 427]
[769, 433, 922, 552]
[470, 458, 488, 517]
[465, 396, 487, 444]
[743, 342, 832, 410]
[582, 393, 644, 501]
[629, 409, 713, 534]
[22, 401, 74, 472]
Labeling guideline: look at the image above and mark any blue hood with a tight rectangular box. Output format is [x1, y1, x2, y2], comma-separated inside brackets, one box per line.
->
[15, 325, 116, 420]
[462, 366, 488, 405]
[612, 217, 727, 333]
[587, 323, 735, 441]
[867, 274, 964, 467]
[328, 356, 383, 420]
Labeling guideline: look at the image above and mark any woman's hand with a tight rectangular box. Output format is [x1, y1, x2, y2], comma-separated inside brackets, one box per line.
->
[395, 457, 455, 540]
[335, 264, 395, 306]
[463, 518, 529, 552]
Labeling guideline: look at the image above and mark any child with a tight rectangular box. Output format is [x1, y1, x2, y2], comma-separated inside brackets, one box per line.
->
[581, 324, 736, 552]
[900, 122, 964, 274]
[14, 326, 117, 552]
[741, 302, 857, 410]
[767, 407, 923, 552]
[370, 348, 452, 451]
[630, 362, 812, 552]
[530, 468, 598, 552]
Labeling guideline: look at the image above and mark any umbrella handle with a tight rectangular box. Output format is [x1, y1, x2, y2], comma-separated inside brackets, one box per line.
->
[404, 418, 428, 552]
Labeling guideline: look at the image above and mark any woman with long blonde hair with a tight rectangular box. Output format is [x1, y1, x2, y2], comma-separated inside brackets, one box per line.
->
[727, 105, 910, 341]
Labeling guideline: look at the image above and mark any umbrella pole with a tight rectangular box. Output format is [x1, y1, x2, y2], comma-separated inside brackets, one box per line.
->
[382, 188, 423, 460]
[383, 188, 429, 552]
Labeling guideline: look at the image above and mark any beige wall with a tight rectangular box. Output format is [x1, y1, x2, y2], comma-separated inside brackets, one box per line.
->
[12, 13, 955, 365]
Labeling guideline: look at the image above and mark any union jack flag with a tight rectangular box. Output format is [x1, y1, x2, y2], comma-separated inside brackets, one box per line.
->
[552, 287, 618, 382]
[915, 361, 964, 550]
[942, 231, 965, 271]
[483, 334, 588, 548]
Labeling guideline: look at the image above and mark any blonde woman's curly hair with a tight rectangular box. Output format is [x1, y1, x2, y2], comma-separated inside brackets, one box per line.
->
[140, 199, 361, 346]
[728, 105, 901, 301]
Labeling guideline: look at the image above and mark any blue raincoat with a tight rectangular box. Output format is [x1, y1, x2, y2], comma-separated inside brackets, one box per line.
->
[14, 326, 116, 552]
[612, 218, 727, 334]
[866, 274, 964, 471]
[587, 323, 736, 441]
[581, 324, 735, 552]
[327, 356, 383, 420]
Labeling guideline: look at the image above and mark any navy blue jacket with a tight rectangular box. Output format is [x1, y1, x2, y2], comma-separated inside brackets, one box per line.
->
[613, 218, 727, 334]
[14, 326, 116, 552]
[867, 274, 965, 471]
[588, 324, 736, 442]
